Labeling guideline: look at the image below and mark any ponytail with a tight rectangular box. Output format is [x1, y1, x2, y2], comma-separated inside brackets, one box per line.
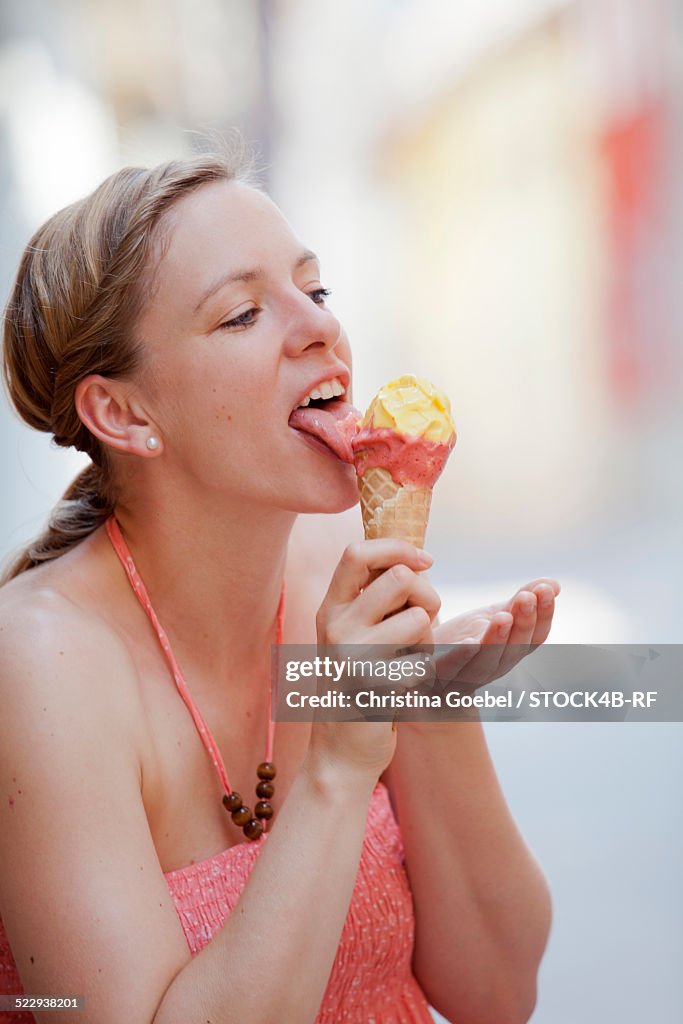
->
[1, 463, 114, 584]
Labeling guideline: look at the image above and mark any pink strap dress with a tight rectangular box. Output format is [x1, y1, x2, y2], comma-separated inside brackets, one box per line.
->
[0, 519, 434, 1023]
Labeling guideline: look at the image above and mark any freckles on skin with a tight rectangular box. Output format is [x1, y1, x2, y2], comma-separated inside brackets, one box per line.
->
[133, 215, 279, 461]
[211, 386, 232, 423]
[7, 776, 23, 809]
[128, 181, 358, 511]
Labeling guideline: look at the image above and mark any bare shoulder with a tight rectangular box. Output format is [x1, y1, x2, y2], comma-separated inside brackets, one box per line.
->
[0, 572, 189, 1023]
[284, 508, 363, 641]
[0, 568, 145, 737]
[0, 566, 150, 845]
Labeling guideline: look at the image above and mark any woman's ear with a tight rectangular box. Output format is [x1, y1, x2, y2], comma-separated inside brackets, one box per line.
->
[75, 375, 163, 457]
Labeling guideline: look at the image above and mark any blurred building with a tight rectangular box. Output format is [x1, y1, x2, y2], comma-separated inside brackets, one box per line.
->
[274, 0, 682, 545]
[1, 0, 682, 619]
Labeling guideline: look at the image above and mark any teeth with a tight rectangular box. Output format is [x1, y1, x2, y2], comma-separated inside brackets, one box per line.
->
[295, 376, 346, 409]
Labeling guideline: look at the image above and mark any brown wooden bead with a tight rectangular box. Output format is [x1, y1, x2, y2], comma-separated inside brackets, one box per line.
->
[257, 761, 277, 780]
[243, 818, 264, 841]
[222, 792, 242, 813]
[231, 805, 252, 827]
[256, 780, 274, 799]
[254, 800, 273, 820]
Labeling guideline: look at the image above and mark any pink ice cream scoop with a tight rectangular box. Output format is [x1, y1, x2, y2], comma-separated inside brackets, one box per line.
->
[350, 375, 456, 547]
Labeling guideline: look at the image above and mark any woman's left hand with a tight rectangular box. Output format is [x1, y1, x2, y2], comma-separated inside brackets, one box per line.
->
[427, 577, 561, 692]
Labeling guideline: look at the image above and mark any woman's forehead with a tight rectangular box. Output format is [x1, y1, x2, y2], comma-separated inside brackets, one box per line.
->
[140, 180, 306, 326]
[161, 180, 297, 266]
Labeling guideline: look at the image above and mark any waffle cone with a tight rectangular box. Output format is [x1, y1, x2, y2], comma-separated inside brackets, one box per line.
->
[358, 467, 432, 548]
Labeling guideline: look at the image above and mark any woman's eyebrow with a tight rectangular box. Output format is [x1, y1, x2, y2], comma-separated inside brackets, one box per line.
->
[193, 249, 319, 315]
[296, 249, 318, 268]
[193, 267, 262, 314]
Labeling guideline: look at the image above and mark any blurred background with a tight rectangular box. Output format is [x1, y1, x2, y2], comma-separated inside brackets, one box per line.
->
[0, 1, 681, 1021]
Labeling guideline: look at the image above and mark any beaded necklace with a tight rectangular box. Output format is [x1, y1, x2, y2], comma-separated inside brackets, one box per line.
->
[105, 516, 282, 842]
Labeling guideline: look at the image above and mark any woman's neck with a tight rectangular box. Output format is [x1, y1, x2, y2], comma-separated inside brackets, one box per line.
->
[112, 490, 294, 687]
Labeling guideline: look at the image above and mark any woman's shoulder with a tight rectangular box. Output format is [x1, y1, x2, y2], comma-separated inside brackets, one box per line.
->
[0, 537, 147, 747]
[0, 573, 117, 658]
[0, 548, 187, 1022]
[1, 532, 116, 650]
[0, 522, 130, 636]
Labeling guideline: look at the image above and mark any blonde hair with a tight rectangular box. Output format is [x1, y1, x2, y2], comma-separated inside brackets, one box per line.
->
[2, 150, 248, 582]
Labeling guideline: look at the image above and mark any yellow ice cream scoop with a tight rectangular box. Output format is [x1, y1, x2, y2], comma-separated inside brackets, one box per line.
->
[360, 374, 455, 444]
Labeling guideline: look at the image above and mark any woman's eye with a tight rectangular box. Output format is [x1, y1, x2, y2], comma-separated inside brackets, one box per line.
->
[218, 289, 330, 330]
[219, 308, 259, 330]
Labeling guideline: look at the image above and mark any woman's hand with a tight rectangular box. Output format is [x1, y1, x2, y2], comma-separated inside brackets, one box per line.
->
[317, 540, 440, 648]
[428, 577, 560, 694]
[305, 540, 440, 780]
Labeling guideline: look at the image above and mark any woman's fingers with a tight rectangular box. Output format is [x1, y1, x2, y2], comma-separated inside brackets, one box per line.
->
[506, 591, 538, 646]
[457, 616, 511, 683]
[530, 584, 556, 646]
[432, 638, 482, 686]
[515, 577, 561, 598]
[491, 583, 557, 676]
[318, 540, 439, 651]
[355, 563, 441, 624]
[324, 539, 432, 605]
[364, 604, 434, 648]
[493, 591, 537, 674]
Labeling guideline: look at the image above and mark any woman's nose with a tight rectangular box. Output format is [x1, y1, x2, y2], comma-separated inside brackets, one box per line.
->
[282, 293, 342, 357]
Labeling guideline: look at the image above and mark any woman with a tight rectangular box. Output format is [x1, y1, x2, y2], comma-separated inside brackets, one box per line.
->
[0, 151, 558, 1024]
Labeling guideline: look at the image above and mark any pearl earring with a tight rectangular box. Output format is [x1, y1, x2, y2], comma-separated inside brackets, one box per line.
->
[146, 436, 160, 451]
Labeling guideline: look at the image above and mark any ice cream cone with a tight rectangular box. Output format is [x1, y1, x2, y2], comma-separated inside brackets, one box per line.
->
[353, 375, 456, 550]
[358, 467, 432, 548]
[353, 376, 456, 730]
[357, 467, 433, 731]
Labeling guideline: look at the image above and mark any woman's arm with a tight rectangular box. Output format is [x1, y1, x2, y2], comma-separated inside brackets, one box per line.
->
[289, 518, 557, 1023]
[0, 593, 377, 1024]
[381, 589, 559, 1024]
[382, 718, 551, 1024]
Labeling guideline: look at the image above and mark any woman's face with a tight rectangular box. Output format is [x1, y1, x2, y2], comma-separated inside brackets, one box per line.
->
[134, 180, 358, 514]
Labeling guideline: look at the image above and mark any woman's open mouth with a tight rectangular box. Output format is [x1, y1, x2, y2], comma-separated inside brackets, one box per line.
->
[288, 376, 360, 462]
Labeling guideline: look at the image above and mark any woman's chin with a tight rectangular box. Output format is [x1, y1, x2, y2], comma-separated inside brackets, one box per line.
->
[289, 469, 359, 515]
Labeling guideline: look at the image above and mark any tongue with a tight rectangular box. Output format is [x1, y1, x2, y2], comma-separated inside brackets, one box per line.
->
[289, 400, 361, 463]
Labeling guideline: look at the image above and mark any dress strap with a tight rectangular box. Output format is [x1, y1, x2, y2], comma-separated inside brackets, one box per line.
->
[105, 516, 284, 813]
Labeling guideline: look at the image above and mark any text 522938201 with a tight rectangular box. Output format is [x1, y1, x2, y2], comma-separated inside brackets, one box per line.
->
[0, 996, 84, 1011]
